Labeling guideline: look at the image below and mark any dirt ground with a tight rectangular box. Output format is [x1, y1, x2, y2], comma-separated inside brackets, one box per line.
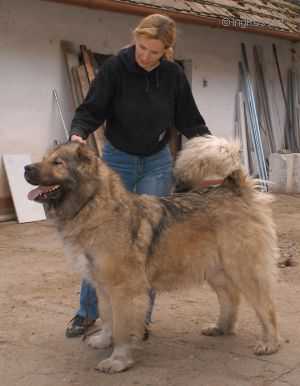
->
[1, 193, 300, 386]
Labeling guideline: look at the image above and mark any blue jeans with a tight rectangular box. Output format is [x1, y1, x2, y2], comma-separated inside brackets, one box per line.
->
[77, 142, 173, 322]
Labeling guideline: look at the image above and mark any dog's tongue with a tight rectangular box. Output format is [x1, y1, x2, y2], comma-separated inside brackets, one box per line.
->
[27, 186, 52, 201]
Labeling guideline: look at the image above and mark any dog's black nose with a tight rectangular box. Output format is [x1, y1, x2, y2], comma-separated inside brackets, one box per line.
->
[24, 164, 39, 183]
[24, 164, 35, 173]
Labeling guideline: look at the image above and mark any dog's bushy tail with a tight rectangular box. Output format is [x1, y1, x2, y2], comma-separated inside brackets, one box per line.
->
[174, 135, 251, 191]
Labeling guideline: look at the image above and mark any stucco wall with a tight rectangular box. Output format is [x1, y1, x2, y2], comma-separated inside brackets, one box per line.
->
[0, 0, 293, 205]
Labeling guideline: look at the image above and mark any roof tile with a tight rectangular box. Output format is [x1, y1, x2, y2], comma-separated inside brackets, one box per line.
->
[83, 0, 300, 38]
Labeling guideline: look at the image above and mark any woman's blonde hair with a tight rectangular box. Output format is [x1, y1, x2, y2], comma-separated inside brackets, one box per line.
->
[133, 14, 176, 51]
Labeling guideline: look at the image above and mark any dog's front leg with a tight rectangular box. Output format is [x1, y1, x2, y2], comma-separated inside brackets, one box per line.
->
[96, 287, 148, 373]
[87, 286, 113, 349]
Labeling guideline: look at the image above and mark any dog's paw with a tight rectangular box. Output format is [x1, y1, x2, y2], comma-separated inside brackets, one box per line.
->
[87, 331, 112, 349]
[254, 341, 280, 355]
[202, 326, 225, 336]
[95, 357, 134, 373]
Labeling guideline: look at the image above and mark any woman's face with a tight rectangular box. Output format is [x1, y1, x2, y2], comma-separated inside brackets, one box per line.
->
[135, 35, 166, 71]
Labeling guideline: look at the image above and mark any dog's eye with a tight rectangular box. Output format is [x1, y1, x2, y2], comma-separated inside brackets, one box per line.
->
[52, 159, 63, 165]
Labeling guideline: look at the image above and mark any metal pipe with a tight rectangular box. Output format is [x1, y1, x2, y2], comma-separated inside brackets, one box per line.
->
[239, 58, 268, 190]
[253, 46, 276, 153]
[53, 89, 69, 141]
[241, 44, 268, 178]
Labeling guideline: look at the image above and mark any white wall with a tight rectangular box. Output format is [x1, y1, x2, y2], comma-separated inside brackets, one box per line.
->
[0, 0, 293, 199]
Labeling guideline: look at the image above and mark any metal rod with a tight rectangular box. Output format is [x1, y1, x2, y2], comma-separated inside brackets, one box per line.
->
[239, 54, 268, 190]
[237, 92, 250, 173]
[53, 89, 69, 140]
[273, 44, 292, 133]
[241, 45, 268, 179]
[253, 46, 276, 153]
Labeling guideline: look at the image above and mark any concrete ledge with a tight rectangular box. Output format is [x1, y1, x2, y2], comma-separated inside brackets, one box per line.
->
[269, 153, 300, 193]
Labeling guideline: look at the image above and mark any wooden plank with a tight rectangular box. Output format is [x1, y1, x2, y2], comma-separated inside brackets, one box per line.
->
[61, 43, 102, 154]
[61, 40, 81, 109]
[74, 65, 101, 153]
[78, 47, 104, 155]
[76, 65, 90, 99]
[80, 45, 95, 83]
[93, 128, 105, 157]
[0, 196, 16, 221]
[71, 66, 84, 104]
[3, 154, 46, 223]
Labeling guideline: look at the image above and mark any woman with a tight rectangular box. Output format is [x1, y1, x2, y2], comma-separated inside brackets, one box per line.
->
[66, 13, 210, 337]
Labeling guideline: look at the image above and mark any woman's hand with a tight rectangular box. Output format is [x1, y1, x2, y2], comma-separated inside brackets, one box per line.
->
[70, 134, 87, 144]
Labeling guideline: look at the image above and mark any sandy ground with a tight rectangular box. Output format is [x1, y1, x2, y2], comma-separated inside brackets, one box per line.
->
[1, 193, 300, 386]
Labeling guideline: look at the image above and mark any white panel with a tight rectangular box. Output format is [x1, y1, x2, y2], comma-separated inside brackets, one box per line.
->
[3, 154, 46, 223]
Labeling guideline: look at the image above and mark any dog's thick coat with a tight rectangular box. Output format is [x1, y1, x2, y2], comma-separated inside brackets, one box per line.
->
[25, 136, 280, 373]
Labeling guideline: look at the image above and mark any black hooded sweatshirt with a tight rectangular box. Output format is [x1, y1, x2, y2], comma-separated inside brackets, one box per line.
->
[70, 45, 210, 156]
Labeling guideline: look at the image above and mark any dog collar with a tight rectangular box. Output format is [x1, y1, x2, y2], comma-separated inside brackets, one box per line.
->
[199, 179, 224, 188]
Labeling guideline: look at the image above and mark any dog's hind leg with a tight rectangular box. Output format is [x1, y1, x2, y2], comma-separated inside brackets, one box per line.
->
[202, 268, 240, 336]
[95, 285, 148, 373]
[87, 287, 113, 349]
[234, 267, 280, 355]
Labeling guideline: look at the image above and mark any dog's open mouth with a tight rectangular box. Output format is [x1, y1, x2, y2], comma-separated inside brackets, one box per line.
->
[28, 185, 61, 202]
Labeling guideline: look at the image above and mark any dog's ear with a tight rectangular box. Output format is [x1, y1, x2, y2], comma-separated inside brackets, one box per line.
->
[76, 144, 93, 163]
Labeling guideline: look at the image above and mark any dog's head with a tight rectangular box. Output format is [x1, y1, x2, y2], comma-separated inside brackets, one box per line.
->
[24, 142, 98, 209]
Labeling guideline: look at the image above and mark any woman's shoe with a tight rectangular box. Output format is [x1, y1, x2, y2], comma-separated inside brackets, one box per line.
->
[65, 315, 96, 338]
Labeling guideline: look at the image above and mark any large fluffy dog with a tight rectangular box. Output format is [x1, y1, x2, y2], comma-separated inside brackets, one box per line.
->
[24, 136, 280, 373]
